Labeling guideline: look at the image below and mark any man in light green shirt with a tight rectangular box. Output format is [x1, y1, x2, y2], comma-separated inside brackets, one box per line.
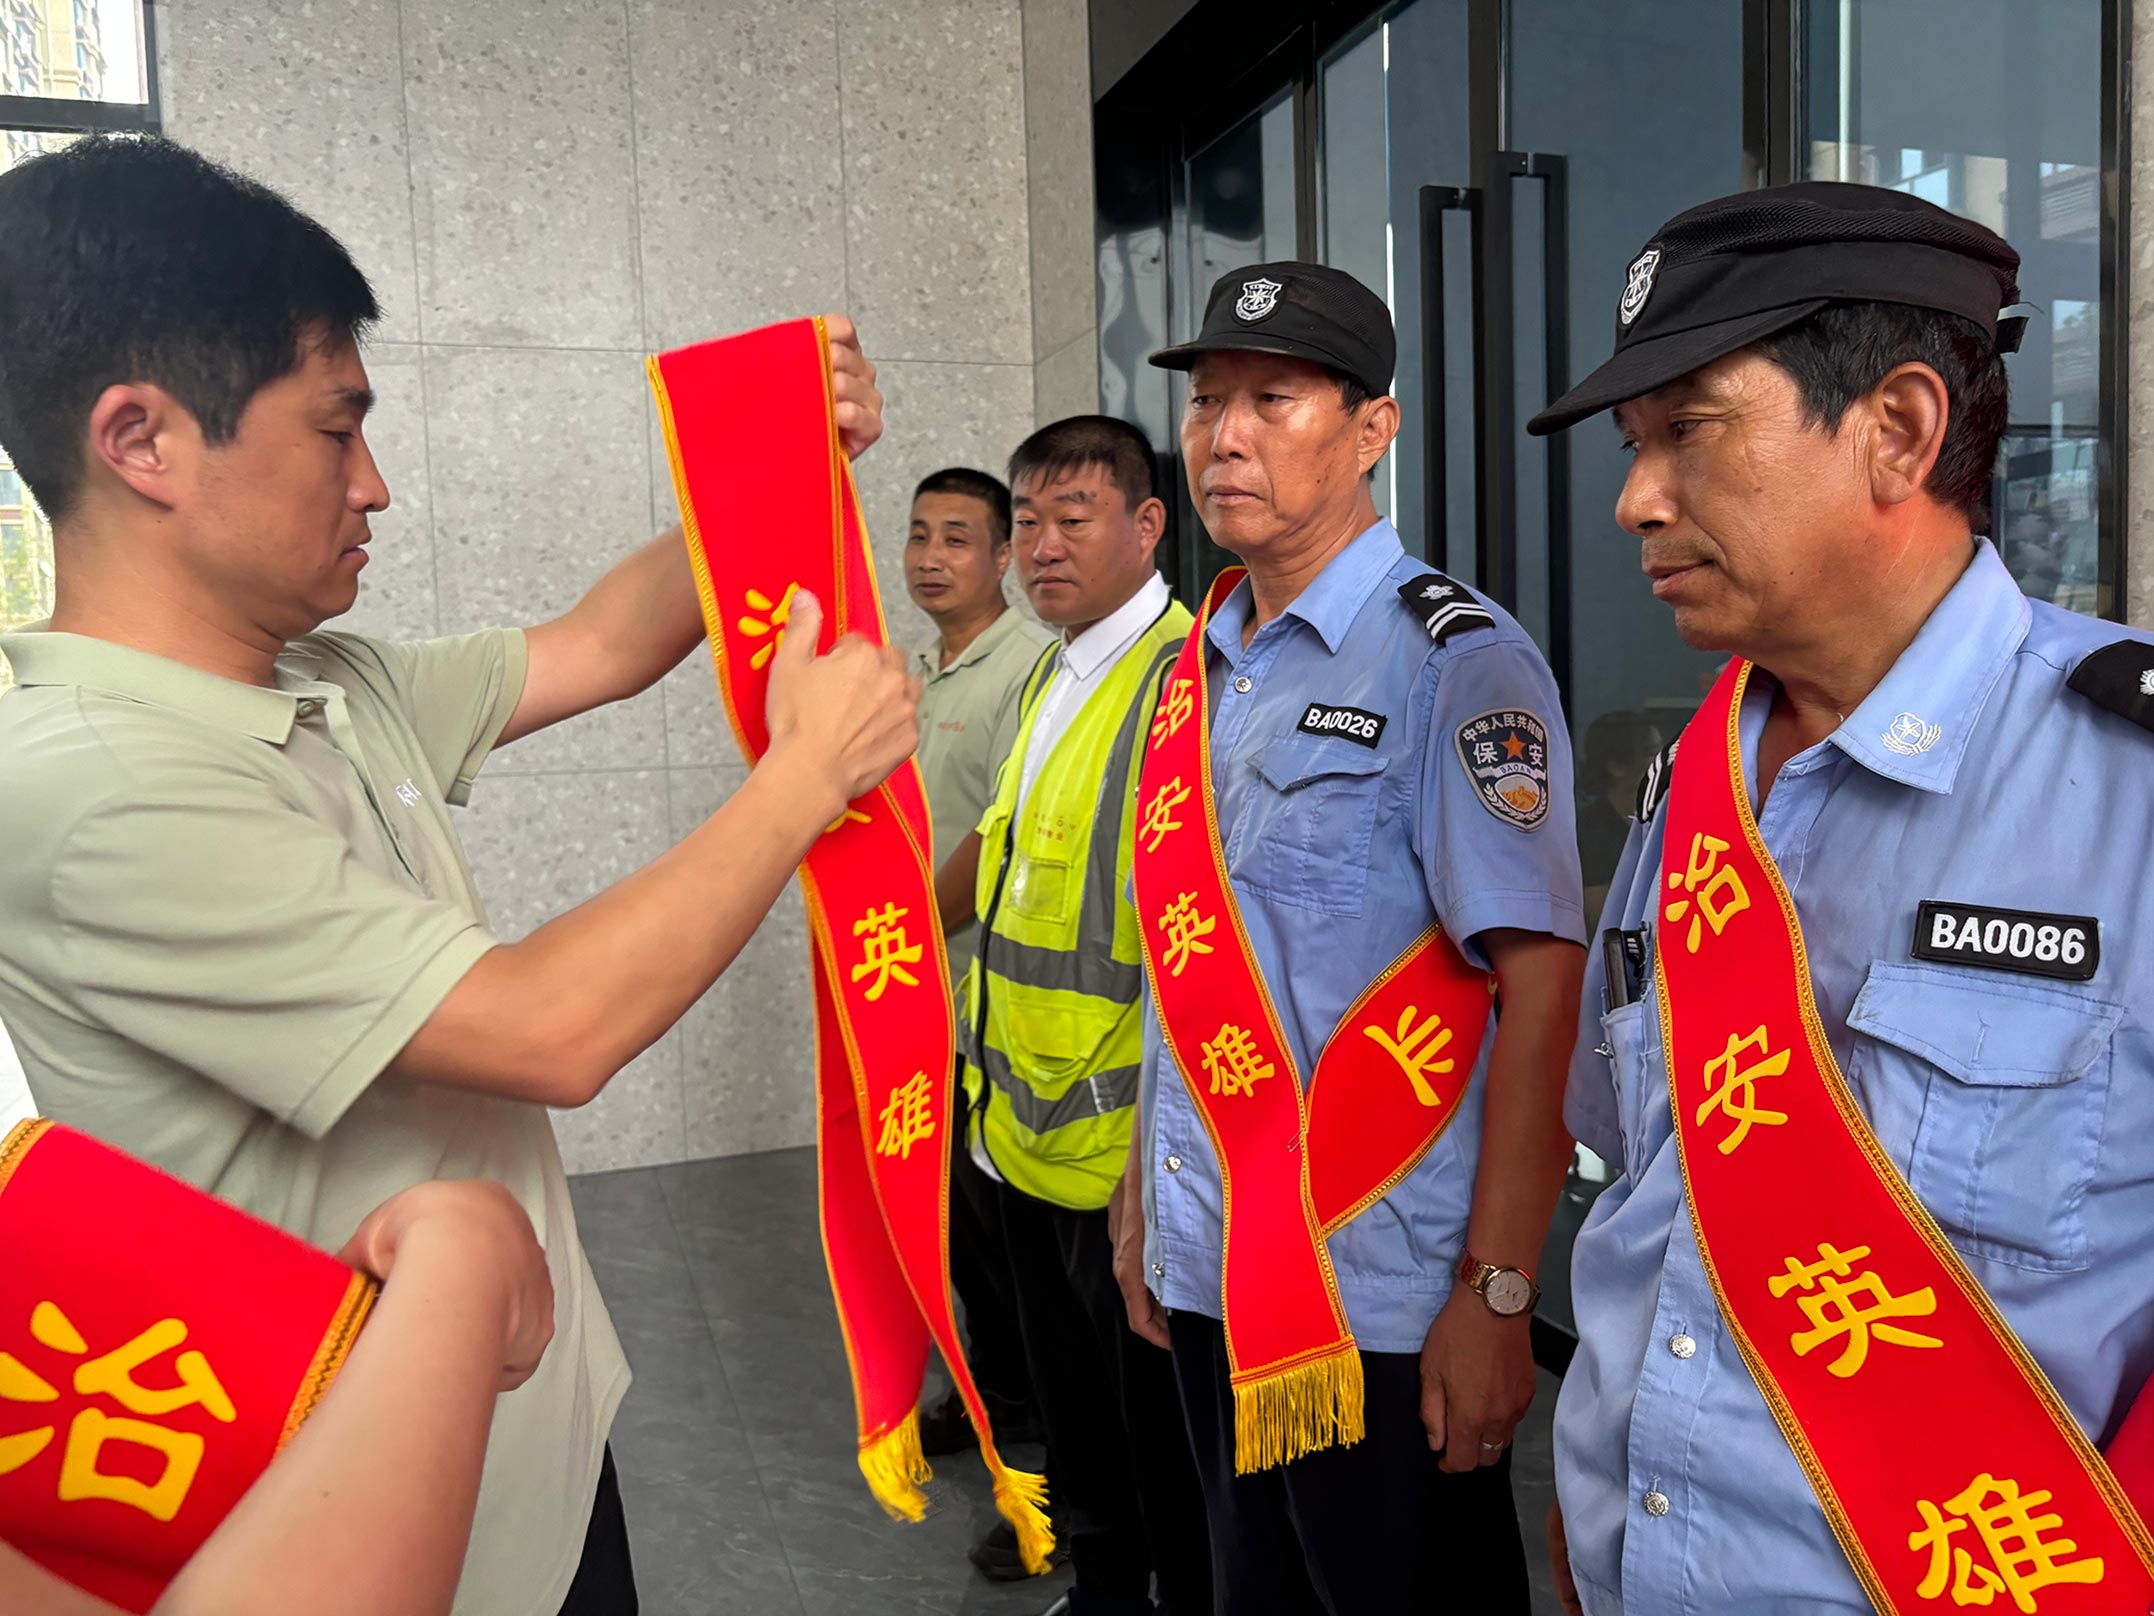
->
[906, 466, 1054, 986]
[0, 137, 918, 1616]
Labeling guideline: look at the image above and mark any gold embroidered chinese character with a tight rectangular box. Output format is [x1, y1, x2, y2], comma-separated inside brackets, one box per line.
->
[850, 902, 925, 1001]
[874, 1070, 937, 1160]
[1362, 1006, 1455, 1107]
[1201, 1023, 1275, 1099]
[1664, 833, 1752, 952]
[1696, 1025, 1791, 1153]
[738, 583, 800, 672]
[1768, 1242, 1942, 1378]
[1151, 678, 1195, 749]
[1157, 891, 1218, 978]
[1908, 1473, 2104, 1610]
[0, 1301, 237, 1523]
[825, 806, 872, 835]
[1140, 777, 1192, 854]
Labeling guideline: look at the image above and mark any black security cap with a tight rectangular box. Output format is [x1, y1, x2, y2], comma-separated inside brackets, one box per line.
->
[1149, 262, 1396, 399]
[1528, 181, 2023, 436]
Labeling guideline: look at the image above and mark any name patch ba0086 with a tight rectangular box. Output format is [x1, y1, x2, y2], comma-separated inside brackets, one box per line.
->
[1911, 901, 2101, 983]
[1298, 702, 1387, 748]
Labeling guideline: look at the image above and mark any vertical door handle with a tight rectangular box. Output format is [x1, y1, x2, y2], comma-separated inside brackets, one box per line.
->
[1418, 184, 1481, 575]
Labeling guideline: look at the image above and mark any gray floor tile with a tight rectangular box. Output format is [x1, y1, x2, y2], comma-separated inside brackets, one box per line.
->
[575, 1153, 1565, 1615]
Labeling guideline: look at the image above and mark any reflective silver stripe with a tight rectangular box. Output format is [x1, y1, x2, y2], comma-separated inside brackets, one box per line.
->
[987, 934, 1142, 1001]
[976, 1040, 1143, 1133]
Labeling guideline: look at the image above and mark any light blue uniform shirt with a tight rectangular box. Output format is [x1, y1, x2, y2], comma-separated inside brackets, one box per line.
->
[1138, 519, 1587, 1353]
[1555, 540, 2154, 1613]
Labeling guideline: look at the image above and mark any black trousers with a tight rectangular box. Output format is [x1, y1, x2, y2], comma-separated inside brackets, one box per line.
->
[946, 1101, 1036, 1411]
[1169, 1311, 1528, 1616]
[958, 1145, 1213, 1615]
[555, 1444, 639, 1616]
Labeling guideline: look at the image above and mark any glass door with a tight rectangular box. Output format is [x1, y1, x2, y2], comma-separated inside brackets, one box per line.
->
[1806, 0, 2108, 614]
[1167, 82, 1306, 597]
[1316, 3, 1472, 575]
[1503, 0, 1747, 1344]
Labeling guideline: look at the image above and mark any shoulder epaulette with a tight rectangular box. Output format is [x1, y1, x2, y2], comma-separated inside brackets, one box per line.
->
[1398, 573, 1494, 647]
[2066, 639, 2154, 733]
[1634, 736, 1679, 823]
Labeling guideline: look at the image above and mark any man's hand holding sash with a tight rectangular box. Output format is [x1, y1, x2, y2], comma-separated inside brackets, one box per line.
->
[648, 319, 1051, 1571]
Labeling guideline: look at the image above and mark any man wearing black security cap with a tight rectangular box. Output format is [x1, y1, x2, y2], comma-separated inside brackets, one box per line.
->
[1112, 261, 1587, 1612]
[1540, 181, 2154, 1615]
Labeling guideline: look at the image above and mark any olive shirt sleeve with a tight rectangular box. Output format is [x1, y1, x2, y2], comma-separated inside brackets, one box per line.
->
[45, 769, 496, 1140]
[33, 629, 527, 1141]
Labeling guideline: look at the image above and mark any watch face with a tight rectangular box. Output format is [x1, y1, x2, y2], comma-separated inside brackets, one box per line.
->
[1484, 1269, 1536, 1316]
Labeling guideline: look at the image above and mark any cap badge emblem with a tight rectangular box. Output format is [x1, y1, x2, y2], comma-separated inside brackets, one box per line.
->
[1619, 247, 1662, 329]
[1235, 277, 1284, 322]
[1881, 712, 1942, 757]
[2138, 668, 2154, 697]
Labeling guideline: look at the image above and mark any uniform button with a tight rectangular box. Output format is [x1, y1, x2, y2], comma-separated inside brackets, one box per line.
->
[1642, 1491, 1671, 1518]
[295, 698, 321, 716]
[1233, 675, 1253, 694]
[1151, 1262, 1165, 1279]
[1165, 1154, 1183, 1173]
[1669, 1333, 1697, 1360]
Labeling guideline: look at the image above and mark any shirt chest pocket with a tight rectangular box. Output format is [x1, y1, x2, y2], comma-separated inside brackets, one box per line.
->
[1237, 733, 1391, 919]
[1001, 800, 1081, 928]
[1850, 961, 2122, 1274]
[1598, 999, 1663, 1185]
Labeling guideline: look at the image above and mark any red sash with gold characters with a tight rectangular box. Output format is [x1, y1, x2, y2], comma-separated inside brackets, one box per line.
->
[0, 1120, 375, 1614]
[1661, 658, 2154, 1612]
[1132, 568, 1495, 1474]
[648, 319, 1050, 1571]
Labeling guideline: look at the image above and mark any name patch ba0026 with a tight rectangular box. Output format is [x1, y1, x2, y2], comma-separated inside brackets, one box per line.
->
[1911, 901, 2101, 983]
[1297, 702, 1387, 748]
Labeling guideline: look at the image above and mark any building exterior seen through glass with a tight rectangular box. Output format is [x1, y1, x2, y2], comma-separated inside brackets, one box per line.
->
[0, 0, 149, 655]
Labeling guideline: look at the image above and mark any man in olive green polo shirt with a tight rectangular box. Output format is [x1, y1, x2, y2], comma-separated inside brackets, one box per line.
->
[0, 138, 918, 1616]
[906, 465, 1054, 985]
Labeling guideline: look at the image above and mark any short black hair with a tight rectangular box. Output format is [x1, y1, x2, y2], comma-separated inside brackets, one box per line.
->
[0, 135, 380, 522]
[1332, 368, 1372, 412]
[1752, 301, 2008, 529]
[1008, 415, 1156, 509]
[911, 466, 1012, 544]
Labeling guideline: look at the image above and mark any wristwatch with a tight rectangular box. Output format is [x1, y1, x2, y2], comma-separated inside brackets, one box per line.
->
[1458, 1251, 1540, 1318]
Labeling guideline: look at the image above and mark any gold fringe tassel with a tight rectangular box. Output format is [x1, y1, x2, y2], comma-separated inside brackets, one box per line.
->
[857, 1410, 933, 1523]
[989, 1462, 1055, 1575]
[1232, 1350, 1366, 1475]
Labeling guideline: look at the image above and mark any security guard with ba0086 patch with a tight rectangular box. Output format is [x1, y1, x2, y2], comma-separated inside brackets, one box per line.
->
[1109, 261, 1588, 1616]
[1536, 181, 2154, 1616]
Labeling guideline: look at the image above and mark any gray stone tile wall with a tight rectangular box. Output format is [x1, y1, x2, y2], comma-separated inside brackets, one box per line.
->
[157, 0, 1099, 1170]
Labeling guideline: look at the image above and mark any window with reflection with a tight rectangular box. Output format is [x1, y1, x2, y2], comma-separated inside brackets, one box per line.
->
[0, 1, 155, 653]
[1808, 0, 2104, 612]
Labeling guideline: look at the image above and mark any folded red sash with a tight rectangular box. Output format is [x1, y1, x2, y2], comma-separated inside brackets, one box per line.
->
[648, 319, 1049, 1570]
[1132, 568, 1494, 1473]
[0, 1119, 375, 1613]
[1662, 659, 2154, 1611]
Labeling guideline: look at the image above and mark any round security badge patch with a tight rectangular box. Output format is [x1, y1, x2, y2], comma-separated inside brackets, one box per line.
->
[1456, 709, 1552, 830]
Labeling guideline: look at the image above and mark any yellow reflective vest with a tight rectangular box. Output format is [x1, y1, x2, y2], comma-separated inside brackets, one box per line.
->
[960, 597, 1194, 1210]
